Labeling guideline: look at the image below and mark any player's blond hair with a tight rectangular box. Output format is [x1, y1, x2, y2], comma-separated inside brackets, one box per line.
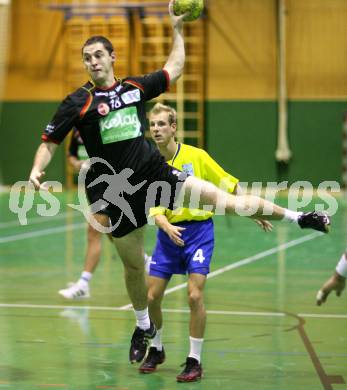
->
[149, 103, 177, 125]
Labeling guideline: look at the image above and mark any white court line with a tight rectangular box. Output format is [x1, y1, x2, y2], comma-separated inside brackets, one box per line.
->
[0, 210, 82, 229]
[0, 303, 345, 319]
[0, 222, 86, 244]
[119, 231, 323, 310]
[298, 313, 347, 319]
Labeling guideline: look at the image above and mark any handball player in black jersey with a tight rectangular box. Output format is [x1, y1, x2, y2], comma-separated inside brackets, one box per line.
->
[29, 1, 188, 364]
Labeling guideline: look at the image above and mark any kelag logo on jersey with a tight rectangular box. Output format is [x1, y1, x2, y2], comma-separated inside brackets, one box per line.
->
[99, 106, 141, 144]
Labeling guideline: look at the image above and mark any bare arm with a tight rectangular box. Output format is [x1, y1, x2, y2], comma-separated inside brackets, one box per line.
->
[316, 272, 346, 306]
[163, 0, 186, 85]
[155, 214, 186, 247]
[29, 142, 58, 189]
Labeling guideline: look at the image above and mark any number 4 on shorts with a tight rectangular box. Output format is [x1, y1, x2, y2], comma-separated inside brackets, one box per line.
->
[193, 249, 205, 263]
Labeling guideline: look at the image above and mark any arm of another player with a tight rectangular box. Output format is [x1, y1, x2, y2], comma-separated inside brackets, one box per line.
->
[29, 142, 58, 190]
[163, 0, 186, 84]
[316, 254, 347, 306]
[154, 214, 186, 247]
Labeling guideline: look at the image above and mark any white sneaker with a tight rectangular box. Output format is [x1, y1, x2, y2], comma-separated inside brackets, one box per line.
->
[58, 282, 90, 300]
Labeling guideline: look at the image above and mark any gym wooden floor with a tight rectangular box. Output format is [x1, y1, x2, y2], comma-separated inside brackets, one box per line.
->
[0, 191, 346, 390]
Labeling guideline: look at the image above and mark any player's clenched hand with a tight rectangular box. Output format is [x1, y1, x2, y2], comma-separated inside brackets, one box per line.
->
[316, 272, 346, 306]
[254, 219, 273, 232]
[29, 168, 46, 190]
[164, 224, 186, 247]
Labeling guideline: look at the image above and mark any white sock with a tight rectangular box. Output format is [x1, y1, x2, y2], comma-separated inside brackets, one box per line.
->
[78, 271, 92, 286]
[134, 308, 150, 330]
[151, 327, 163, 351]
[283, 209, 303, 223]
[188, 336, 203, 363]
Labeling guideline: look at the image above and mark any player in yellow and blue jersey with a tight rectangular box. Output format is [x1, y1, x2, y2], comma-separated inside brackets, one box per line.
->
[139, 103, 272, 381]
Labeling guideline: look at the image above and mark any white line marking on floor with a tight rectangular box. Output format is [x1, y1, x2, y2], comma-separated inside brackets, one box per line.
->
[0, 211, 81, 229]
[0, 222, 86, 243]
[119, 231, 323, 310]
[297, 313, 347, 319]
[0, 303, 345, 319]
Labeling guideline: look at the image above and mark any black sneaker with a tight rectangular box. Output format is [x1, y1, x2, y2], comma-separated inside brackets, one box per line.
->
[139, 346, 166, 373]
[129, 321, 157, 364]
[176, 357, 203, 382]
[298, 211, 330, 233]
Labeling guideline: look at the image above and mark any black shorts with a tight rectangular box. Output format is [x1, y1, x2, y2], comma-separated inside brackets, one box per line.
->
[85, 171, 111, 217]
[85, 160, 187, 238]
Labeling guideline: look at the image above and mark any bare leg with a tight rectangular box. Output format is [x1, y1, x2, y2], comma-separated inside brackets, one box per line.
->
[113, 226, 148, 310]
[58, 213, 110, 300]
[147, 276, 170, 330]
[187, 273, 206, 338]
[181, 176, 286, 220]
[84, 213, 110, 273]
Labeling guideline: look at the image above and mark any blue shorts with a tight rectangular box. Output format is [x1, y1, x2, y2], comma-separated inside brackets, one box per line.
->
[149, 219, 214, 280]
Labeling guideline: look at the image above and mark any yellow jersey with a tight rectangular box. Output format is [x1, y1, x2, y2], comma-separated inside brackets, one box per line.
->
[149, 143, 239, 223]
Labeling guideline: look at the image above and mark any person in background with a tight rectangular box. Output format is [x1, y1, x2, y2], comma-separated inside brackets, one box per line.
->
[138, 103, 268, 382]
[58, 128, 111, 300]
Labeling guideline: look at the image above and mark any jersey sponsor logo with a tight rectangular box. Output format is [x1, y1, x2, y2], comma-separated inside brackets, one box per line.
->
[95, 91, 109, 97]
[45, 124, 55, 134]
[99, 106, 141, 144]
[121, 89, 141, 104]
[97, 102, 110, 116]
[182, 163, 194, 176]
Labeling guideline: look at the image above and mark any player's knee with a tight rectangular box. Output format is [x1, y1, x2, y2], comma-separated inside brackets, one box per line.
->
[188, 289, 203, 307]
[147, 290, 162, 306]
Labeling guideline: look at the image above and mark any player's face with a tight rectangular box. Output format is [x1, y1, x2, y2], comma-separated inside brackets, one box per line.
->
[82, 42, 115, 86]
[149, 112, 176, 147]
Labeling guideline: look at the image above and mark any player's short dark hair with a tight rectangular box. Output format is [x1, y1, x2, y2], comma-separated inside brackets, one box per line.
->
[82, 36, 114, 56]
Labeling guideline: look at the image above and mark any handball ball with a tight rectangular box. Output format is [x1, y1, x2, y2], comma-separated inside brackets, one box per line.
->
[173, 0, 204, 22]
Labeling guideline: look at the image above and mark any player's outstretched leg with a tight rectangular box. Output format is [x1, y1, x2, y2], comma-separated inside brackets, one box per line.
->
[179, 176, 331, 233]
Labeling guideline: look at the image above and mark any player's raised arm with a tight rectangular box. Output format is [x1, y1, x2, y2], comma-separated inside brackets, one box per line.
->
[29, 142, 57, 190]
[163, 0, 186, 85]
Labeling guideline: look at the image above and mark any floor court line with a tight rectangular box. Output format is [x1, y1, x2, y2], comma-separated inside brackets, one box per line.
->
[119, 231, 323, 310]
[0, 210, 82, 229]
[0, 222, 86, 243]
[0, 303, 345, 319]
